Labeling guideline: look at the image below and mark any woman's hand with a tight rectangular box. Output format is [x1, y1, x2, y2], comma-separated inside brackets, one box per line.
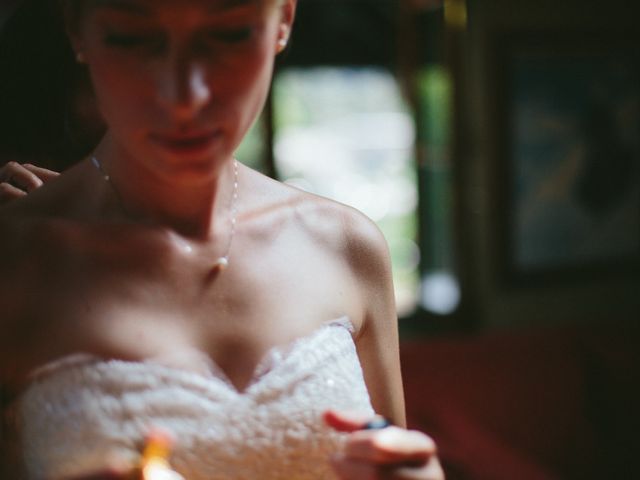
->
[325, 410, 445, 480]
[0, 161, 59, 203]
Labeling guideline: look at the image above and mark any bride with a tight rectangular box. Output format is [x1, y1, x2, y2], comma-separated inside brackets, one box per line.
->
[0, 1, 443, 479]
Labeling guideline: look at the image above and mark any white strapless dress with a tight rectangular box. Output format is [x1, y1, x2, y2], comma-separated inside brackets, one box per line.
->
[13, 317, 374, 480]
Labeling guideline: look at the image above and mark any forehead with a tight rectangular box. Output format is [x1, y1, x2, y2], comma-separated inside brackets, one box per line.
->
[85, 0, 270, 14]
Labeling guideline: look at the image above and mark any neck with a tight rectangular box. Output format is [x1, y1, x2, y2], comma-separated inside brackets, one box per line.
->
[92, 136, 239, 240]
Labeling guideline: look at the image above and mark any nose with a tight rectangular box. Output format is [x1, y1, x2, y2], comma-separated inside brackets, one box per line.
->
[157, 55, 211, 120]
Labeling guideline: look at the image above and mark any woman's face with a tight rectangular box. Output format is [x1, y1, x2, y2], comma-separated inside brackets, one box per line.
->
[71, 0, 293, 181]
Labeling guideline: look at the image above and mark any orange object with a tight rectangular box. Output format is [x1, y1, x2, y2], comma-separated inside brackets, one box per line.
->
[140, 430, 185, 480]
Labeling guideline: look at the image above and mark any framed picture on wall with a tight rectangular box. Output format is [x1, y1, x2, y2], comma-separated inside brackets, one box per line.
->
[495, 31, 640, 284]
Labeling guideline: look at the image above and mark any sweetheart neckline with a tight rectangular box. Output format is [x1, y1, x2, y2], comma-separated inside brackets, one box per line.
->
[25, 316, 355, 395]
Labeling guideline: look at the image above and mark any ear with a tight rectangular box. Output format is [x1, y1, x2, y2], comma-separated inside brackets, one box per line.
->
[276, 0, 297, 54]
[279, 0, 297, 27]
[59, 0, 85, 62]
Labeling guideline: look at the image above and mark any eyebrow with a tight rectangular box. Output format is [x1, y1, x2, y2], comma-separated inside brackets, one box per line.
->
[89, 0, 258, 15]
[90, 0, 151, 16]
[209, 0, 258, 12]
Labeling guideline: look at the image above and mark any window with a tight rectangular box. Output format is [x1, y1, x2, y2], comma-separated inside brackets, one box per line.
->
[418, 66, 460, 315]
[272, 67, 420, 315]
[232, 0, 461, 321]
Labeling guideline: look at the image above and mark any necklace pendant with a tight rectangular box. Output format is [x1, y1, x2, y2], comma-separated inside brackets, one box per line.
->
[213, 256, 229, 271]
[91, 156, 239, 273]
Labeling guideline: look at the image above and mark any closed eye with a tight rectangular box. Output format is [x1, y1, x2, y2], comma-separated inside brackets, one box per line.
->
[104, 33, 163, 50]
[207, 27, 254, 44]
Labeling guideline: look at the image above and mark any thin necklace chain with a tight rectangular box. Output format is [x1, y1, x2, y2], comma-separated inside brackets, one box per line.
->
[90, 155, 239, 271]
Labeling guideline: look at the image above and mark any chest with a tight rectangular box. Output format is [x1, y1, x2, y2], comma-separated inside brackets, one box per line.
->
[16, 322, 374, 480]
[9, 221, 360, 388]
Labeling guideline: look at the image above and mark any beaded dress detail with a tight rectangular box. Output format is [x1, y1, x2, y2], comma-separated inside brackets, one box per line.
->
[14, 317, 373, 480]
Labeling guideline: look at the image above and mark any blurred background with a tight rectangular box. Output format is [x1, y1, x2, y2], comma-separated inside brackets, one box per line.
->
[1, 0, 639, 478]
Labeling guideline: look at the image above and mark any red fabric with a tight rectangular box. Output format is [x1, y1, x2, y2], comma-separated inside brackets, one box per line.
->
[400, 322, 640, 479]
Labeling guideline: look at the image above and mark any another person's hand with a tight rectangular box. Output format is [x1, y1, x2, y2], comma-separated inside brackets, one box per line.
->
[325, 410, 444, 480]
[67, 467, 140, 480]
[0, 161, 59, 203]
[66, 429, 183, 480]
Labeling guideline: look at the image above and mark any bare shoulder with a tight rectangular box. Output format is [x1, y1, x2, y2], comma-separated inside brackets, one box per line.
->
[0, 198, 59, 309]
[0, 172, 75, 261]
[0, 159, 92, 219]
[0, 200, 39, 272]
[0, 167, 89, 382]
[0, 160, 94, 284]
[299, 190, 389, 262]
[246, 167, 392, 279]
[243, 167, 395, 328]
[300, 194, 393, 295]
[0, 206, 39, 386]
[247, 172, 404, 421]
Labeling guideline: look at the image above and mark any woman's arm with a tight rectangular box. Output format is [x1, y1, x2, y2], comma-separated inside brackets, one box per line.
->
[348, 210, 405, 425]
[328, 209, 444, 479]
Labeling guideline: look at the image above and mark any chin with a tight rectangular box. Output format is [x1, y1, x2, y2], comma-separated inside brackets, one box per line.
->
[158, 155, 229, 184]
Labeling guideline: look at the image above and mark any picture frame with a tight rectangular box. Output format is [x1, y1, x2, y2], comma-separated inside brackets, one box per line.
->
[494, 31, 640, 285]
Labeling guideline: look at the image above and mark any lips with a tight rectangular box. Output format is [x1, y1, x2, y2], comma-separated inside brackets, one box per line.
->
[149, 130, 221, 156]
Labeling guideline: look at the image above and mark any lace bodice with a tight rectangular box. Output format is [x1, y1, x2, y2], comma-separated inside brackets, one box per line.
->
[13, 318, 374, 480]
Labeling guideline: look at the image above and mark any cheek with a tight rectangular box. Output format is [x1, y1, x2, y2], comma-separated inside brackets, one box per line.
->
[219, 50, 275, 148]
[209, 30, 274, 87]
[87, 57, 155, 132]
[216, 18, 280, 104]
[222, 41, 276, 116]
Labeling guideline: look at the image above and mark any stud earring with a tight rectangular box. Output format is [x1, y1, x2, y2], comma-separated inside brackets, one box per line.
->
[277, 38, 288, 53]
[277, 25, 289, 53]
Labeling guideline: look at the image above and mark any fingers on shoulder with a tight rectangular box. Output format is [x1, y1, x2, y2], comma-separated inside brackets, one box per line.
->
[0, 181, 27, 203]
[23, 163, 60, 181]
[1, 161, 44, 192]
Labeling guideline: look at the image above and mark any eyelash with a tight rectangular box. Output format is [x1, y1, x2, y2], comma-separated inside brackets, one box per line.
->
[104, 34, 153, 49]
[103, 28, 254, 52]
[207, 27, 254, 44]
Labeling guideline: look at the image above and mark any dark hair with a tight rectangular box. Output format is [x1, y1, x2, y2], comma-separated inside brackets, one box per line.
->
[59, 0, 88, 33]
[0, 0, 101, 170]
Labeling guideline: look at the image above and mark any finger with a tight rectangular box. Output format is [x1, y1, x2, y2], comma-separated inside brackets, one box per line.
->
[384, 462, 444, 480]
[66, 467, 137, 480]
[65, 453, 141, 480]
[0, 182, 27, 202]
[331, 454, 442, 480]
[330, 454, 379, 480]
[421, 456, 445, 480]
[1, 162, 43, 192]
[324, 410, 435, 464]
[0, 160, 22, 180]
[23, 163, 60, 183]
[323, 409, 379, 433]
[344, 427, 436, 464]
